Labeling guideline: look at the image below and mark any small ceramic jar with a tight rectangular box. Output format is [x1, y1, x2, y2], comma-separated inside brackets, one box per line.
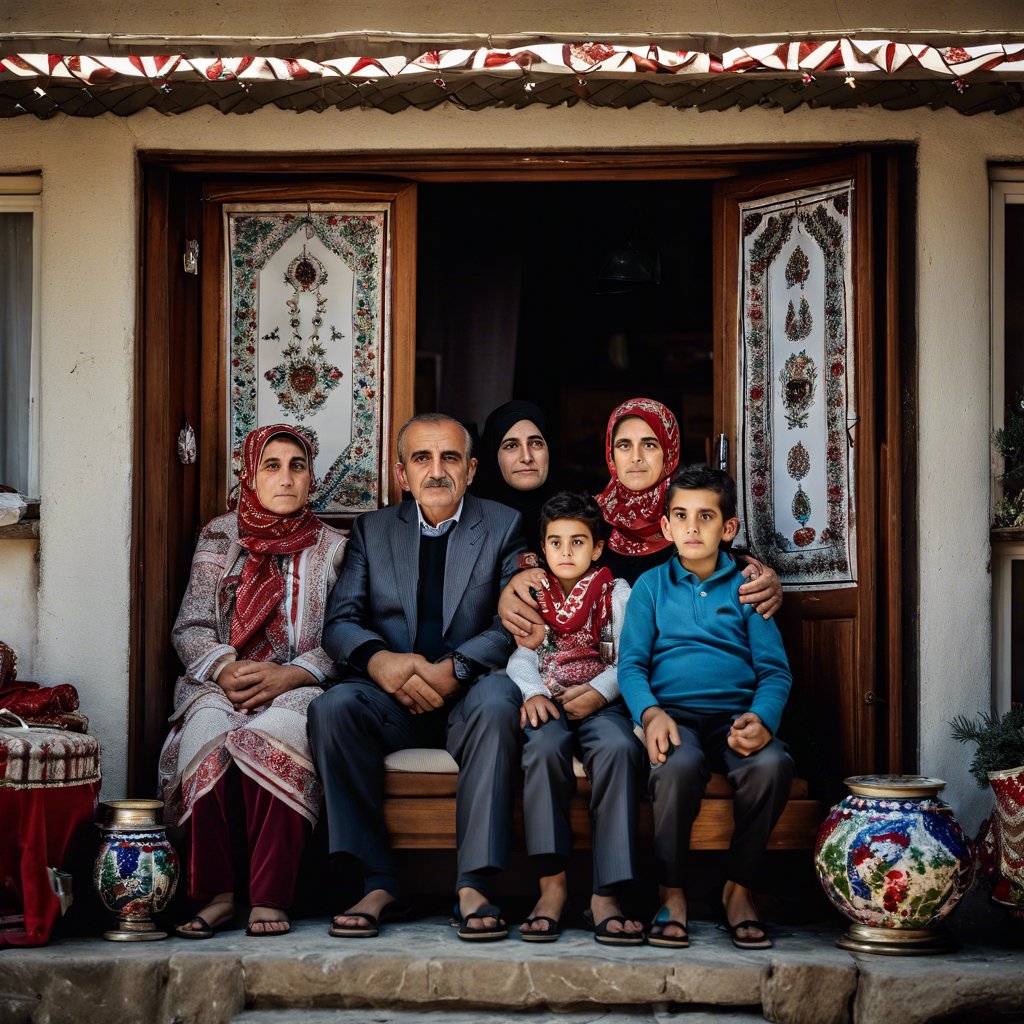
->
[94, 799, 178, 941]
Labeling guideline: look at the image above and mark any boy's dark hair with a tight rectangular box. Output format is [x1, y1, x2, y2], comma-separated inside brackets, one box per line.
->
[665, 464, 738, 521]
[539, 491, 605, 544]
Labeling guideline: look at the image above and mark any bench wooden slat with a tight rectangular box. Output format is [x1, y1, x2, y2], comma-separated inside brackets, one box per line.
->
[383, 794, 824, 850]
[383, 771, 809, 800]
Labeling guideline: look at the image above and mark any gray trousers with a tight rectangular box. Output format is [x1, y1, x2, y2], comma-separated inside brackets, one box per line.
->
[307, 672, 522, 898]
[521, 701, 644, 892]
[649, 710, 794, 889]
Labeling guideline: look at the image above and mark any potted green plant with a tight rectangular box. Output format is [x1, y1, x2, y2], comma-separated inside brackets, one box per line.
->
[952, 707, 1024, 914]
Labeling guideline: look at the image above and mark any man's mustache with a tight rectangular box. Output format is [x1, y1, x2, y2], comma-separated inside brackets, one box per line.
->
[423, 477, 454, 490]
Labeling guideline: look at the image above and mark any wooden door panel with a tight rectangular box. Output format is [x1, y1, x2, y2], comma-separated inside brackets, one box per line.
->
[132, 170, 417, 794]
[714, 154, 899, 793]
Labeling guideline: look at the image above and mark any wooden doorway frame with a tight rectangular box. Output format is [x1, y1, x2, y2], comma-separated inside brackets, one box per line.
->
[129, 145, 916, 797]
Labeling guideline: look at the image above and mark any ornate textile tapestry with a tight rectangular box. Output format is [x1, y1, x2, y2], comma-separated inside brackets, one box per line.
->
[226, 204, 389, 515]
[737, 182, 857, 588]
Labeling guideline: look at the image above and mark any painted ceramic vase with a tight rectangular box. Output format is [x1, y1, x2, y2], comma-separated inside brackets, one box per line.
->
[984, 765, 1024, 915]
[814, 775, 974, 954]
[94, 799, 178, 941]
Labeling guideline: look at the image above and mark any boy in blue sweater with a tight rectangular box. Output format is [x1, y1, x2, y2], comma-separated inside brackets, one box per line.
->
[618, 464, 793, 950]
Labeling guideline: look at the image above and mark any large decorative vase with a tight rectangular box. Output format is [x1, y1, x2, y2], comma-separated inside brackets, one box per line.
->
[94, 799, 178, 941]
[814, 775, 974, 954]
[983, 765, 1024, 916]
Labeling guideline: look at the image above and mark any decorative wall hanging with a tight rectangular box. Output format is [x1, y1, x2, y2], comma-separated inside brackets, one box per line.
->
[225, 203, 390, 516]
[736, 181, 857, 588]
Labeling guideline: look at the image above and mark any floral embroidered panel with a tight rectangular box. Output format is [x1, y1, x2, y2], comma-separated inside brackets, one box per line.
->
[736, 181, 857, 589]
[225, 204, 390, 515]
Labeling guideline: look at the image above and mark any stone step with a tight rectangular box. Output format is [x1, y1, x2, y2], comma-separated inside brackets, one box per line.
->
[231, 1010, 766, 1024]
[3, 908, 1024, 1024]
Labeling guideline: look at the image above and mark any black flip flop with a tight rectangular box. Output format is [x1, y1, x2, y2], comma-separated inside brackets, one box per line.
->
[175, 914, 216, 940]
[519, 914, 562, 943]
[583, 908, 645, 947]
[646, 907, 690, 949]
[723, 919, 773, 950]
[245, 918, 292, 937]
[451, 901, 509, 941]
[329, 900, 412, 938]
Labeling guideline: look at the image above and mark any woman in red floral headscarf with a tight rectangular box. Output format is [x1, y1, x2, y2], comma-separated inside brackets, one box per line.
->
[500, 397, 781, 622]
[159, 424, 347, 938]
[594, 397, 681, 584]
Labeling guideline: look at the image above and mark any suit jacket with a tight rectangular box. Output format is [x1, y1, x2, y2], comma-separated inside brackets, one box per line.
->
[322, 493, 526, 674]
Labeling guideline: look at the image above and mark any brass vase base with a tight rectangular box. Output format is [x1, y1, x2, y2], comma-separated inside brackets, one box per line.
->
[103, 919, 167, 942]
[837, 923, 958, 956]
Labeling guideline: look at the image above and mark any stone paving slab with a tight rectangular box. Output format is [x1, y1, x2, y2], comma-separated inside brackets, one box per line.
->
[231, 1009, 767, 1023]
[2, 915, 1024, 1024]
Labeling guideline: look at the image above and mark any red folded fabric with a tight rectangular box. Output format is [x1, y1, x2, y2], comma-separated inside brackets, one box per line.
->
[0, 681, 80, 724]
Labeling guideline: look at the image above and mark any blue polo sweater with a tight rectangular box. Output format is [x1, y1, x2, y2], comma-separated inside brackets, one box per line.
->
[617, 551, 792, 736]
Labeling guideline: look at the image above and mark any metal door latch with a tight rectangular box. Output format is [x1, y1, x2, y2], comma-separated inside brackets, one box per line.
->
[183, 240, 198, 276]
[177, 420, 197, 465]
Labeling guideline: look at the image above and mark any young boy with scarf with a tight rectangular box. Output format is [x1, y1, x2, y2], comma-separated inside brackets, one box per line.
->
[507, 492, 645, 946]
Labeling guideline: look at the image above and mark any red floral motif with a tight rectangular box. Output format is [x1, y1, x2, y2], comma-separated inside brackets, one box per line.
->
[882, 869, 908, 913]
[831, 360, 844, 377]
[752, 482, 766, 498]
[793, 527, 816, 547]
[749, 385, 763, 402]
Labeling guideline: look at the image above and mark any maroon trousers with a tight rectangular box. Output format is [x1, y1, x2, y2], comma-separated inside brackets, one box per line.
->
[185, 764, 309, 909]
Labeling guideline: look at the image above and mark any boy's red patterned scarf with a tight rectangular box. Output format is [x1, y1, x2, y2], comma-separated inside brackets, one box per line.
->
[535, 567, 614, 691]
[595, 397, 680, 558]
[229, 424, 321, 662]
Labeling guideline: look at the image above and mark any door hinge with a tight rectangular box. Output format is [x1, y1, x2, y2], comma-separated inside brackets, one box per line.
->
[183, 240, 199, 276]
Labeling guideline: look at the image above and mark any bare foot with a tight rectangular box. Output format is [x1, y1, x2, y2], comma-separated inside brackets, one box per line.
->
[590, 893, 644, 936]
[177, 892, 234, 933]
[650, 885, 688, 941]
[456, 886, 502, 931]
[332, 888, 398, 930]
[520, 872, 567, 936]
[723, 880, 766, 943]
[247, 906, 291, 935]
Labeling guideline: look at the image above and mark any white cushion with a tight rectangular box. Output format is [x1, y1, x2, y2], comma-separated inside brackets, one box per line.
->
[383, 747, 585, 778]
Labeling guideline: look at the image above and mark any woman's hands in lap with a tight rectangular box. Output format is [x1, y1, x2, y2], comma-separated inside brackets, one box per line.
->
[217, 660, 315, 713]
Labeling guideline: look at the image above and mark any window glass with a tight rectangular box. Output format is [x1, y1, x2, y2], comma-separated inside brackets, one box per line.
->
[0, 210, 35, 495]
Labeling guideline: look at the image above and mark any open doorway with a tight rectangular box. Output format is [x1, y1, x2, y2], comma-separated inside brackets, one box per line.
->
[416, 180, 714, 492]
[133, 149, 912, 800]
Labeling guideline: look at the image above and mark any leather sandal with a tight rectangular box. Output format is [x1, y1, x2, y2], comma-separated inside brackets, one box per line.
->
[723, 919, 773, 950]
[175, 915, 217, 940]
[583, 907, 645, 947]
[175, 900, 235, 939]
[329, 900, 412, 938]
[451, 901, 509, 941]
[246, 913, 292, 937]
[519, 914, 562, 943]
[646, 906, 690, 949]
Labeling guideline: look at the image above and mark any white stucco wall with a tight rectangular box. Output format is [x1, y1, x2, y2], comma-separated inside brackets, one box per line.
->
[0, 99, 1017, 826]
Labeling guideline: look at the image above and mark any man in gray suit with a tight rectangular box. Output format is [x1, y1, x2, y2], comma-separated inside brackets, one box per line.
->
[309, 412, 525, 940]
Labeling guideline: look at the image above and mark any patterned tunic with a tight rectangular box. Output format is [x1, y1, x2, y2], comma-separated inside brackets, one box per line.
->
[158, 512, 346, 826]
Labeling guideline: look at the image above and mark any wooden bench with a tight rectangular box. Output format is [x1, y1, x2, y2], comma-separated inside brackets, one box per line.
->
[381, 749, 824, 850]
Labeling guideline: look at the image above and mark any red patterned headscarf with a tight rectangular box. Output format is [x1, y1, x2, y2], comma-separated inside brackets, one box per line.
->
[595, 397, 680, 558]
[229, 424, 321, 661]
[536, 566, 614, 641]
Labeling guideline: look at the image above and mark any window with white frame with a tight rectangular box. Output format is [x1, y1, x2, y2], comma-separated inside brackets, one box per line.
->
[0, 175, 41, 499]
[991, 172, 1024, 712]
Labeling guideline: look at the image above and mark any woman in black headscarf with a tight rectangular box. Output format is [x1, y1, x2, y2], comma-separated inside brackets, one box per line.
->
[473, 400, 555, 552]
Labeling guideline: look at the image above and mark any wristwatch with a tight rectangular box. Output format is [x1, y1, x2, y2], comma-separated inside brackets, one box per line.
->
[449, 651, 477, 683]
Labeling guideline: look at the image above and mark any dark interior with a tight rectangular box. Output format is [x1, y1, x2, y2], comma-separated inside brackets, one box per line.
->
[416, 180, 714, 493]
